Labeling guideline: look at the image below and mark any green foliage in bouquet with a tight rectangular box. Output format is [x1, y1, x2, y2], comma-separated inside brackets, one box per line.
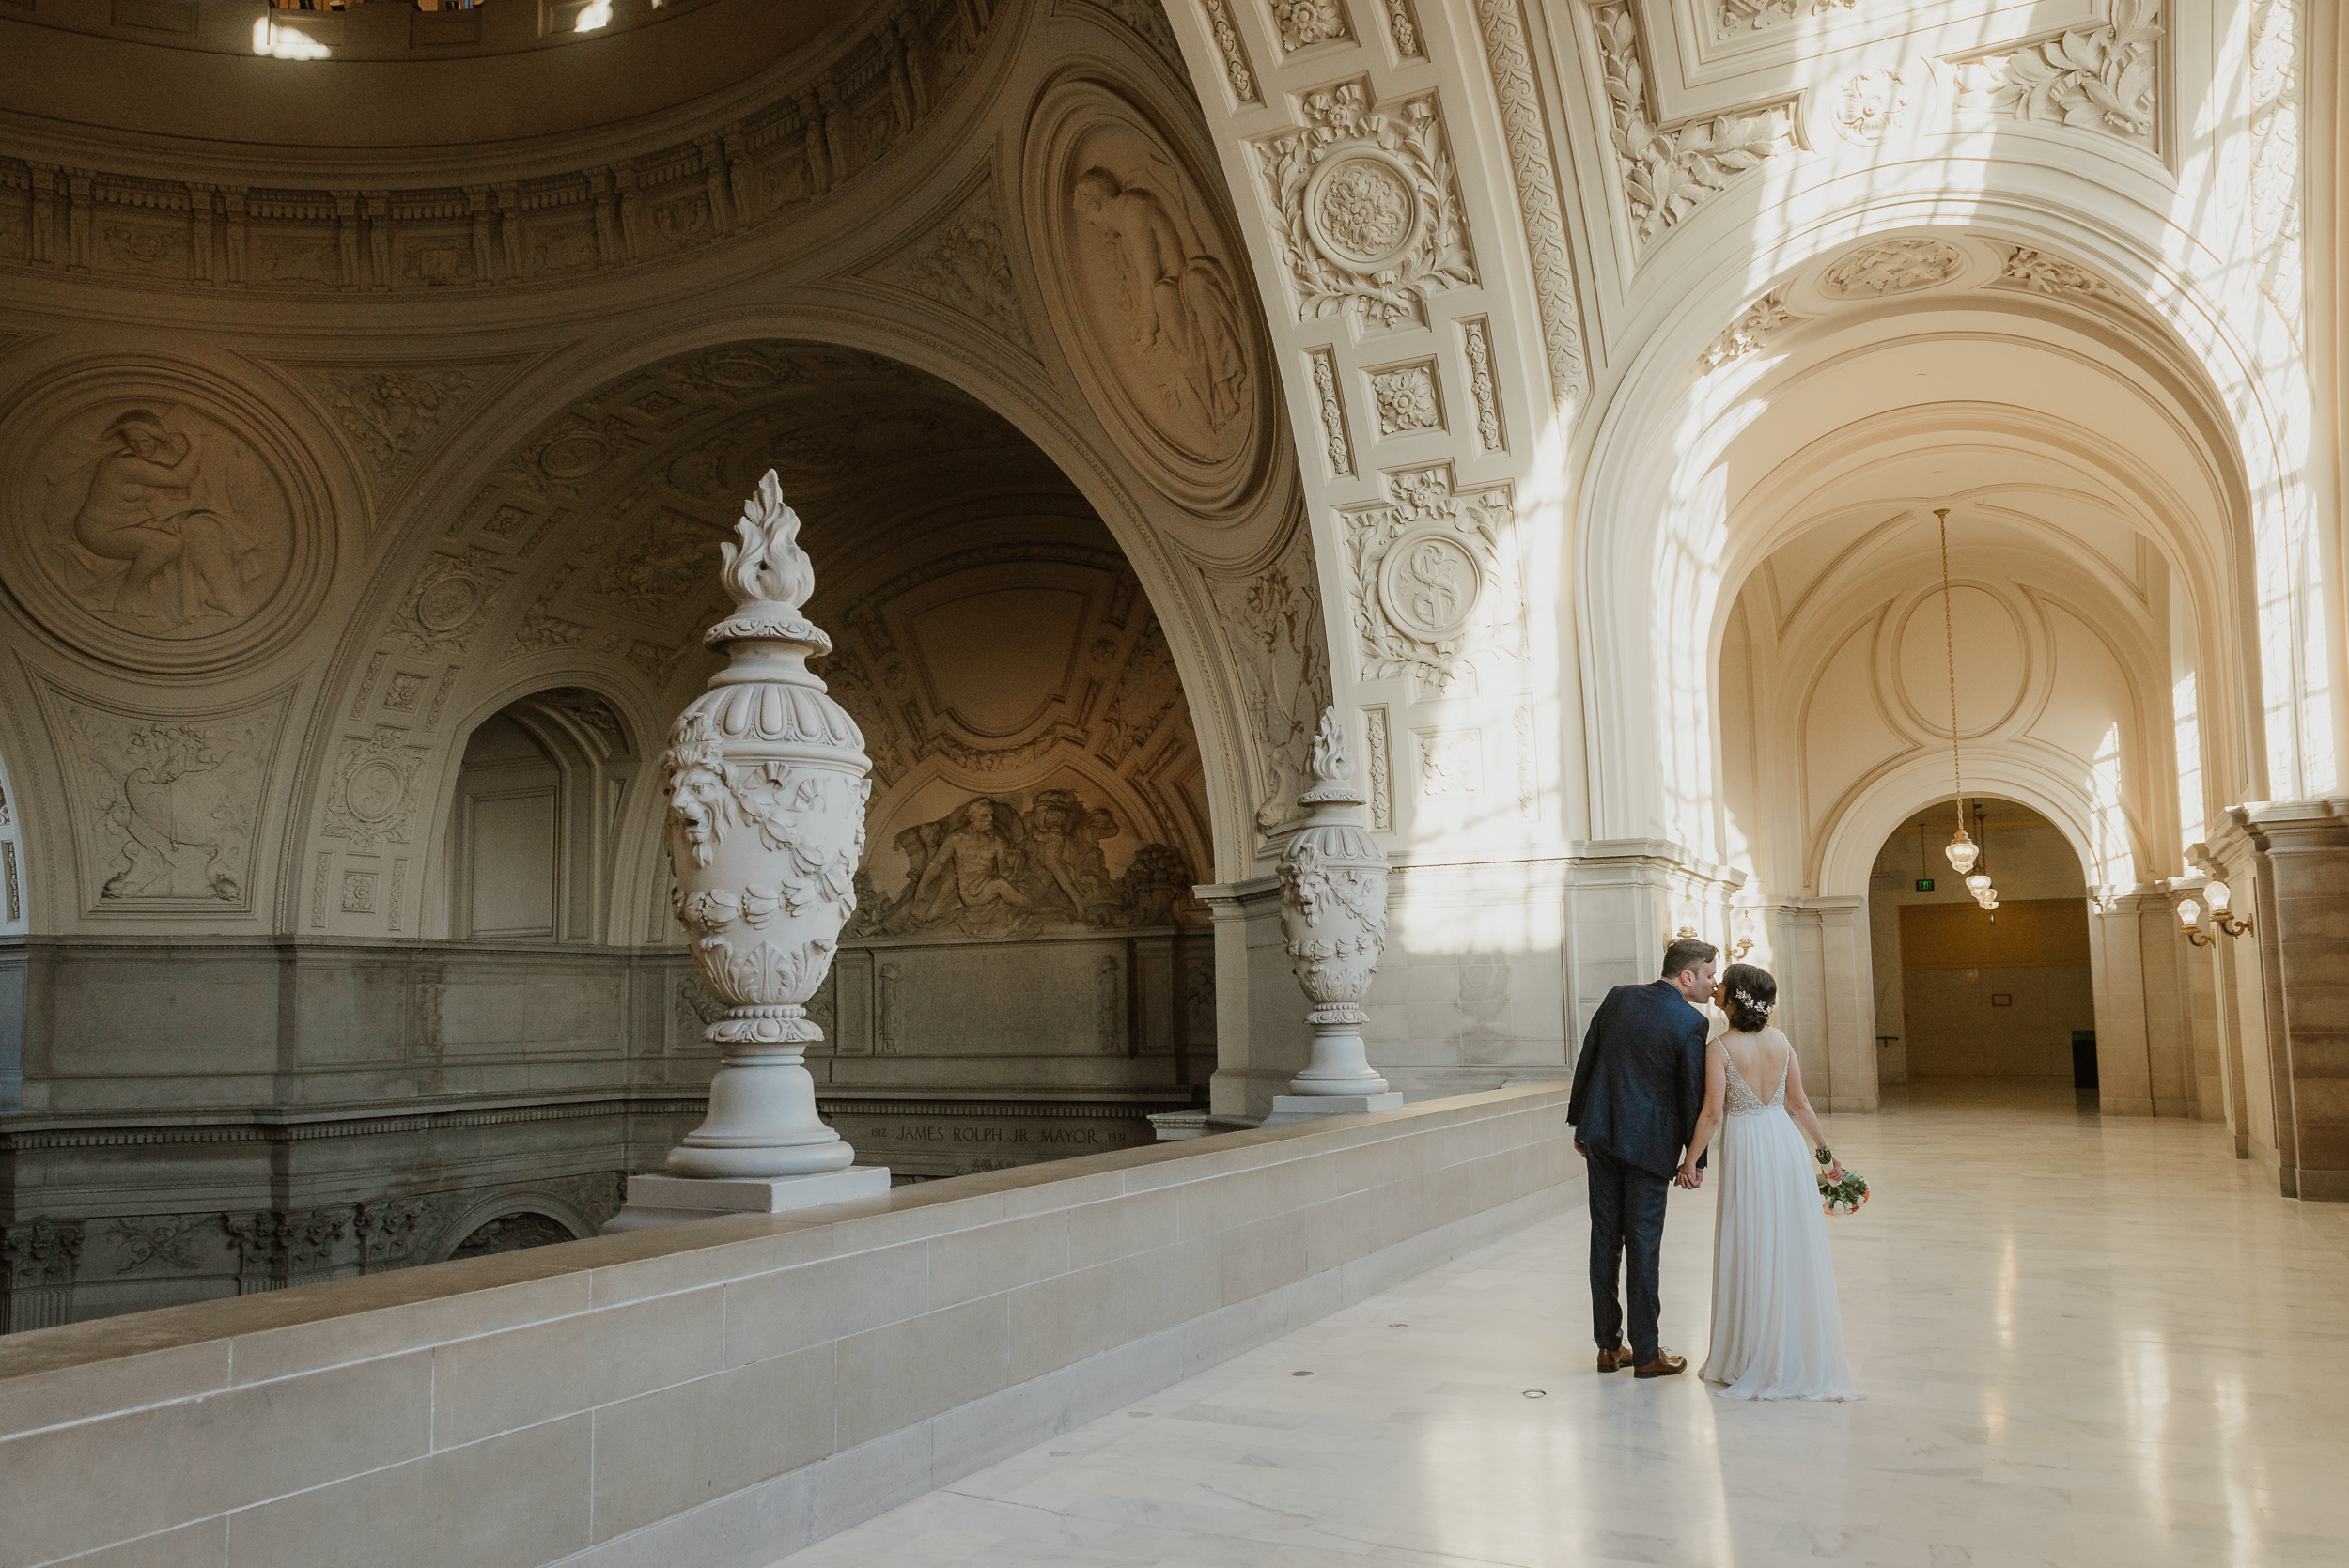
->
[1816, 1167, 1869, 1215]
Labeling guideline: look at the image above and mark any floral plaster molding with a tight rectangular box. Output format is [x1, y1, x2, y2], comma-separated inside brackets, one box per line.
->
[1341, 463, 1525, 688]
[1198, 0, 1261, 104]
[1952, 0, 2162, 147]
[1472, 0, 1589, 409]
[863, 180, 1035, 353]
[1717, 0, 1859, 35]
[1592, 2, 1798, 248]
[1697, 286, 1803, 373]
[1251, 80, 1478, 329]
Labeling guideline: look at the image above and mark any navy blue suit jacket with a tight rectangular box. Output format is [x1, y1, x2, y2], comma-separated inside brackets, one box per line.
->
[1567, 980, 1709, 1180]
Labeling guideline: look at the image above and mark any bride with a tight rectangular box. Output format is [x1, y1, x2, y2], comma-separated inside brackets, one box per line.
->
[1676, 962, 1858, 1401]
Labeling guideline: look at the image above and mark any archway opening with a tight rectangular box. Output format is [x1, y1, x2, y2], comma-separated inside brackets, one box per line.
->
[443, 687, 634, 943]
[440, 341, 1233, 1173]
[1867, 799, 2097, 1107]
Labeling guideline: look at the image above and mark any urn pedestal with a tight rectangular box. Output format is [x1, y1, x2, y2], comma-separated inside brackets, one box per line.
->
[604, 472, 890, 1232]
[1261, 708, 1400, 1127]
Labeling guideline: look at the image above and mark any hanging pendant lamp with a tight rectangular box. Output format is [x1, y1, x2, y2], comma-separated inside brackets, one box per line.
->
[1968, 804, 1999, 908]
[1935, 508, 1980, 876]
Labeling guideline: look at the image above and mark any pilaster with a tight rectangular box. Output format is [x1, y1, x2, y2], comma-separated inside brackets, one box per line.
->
[2232, 799, 2349, 1199]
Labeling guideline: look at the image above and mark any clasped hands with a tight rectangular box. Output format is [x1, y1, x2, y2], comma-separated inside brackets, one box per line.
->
[1672, 1162, 1703, 1190]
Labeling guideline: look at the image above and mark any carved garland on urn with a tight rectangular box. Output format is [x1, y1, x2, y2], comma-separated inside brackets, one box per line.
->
[1277, 709, 1391, 1097]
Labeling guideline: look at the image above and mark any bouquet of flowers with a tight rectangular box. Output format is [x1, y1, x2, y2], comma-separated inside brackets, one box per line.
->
[1814, 1148, 1869, 1216]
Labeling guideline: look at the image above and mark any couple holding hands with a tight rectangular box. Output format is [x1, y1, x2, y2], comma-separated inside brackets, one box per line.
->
[1568, 938, 1858, 1402]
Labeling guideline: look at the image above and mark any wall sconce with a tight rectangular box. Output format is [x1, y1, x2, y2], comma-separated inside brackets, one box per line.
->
[1729, 910, 1754, 960]
[2178, 880, 2251, 945]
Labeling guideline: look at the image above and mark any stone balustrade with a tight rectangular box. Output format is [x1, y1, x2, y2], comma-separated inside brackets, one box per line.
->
[0, 1082, 1579, 1568]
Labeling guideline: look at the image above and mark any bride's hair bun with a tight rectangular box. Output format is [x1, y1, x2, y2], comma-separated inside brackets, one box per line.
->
[1721, 961, 1779, 1033]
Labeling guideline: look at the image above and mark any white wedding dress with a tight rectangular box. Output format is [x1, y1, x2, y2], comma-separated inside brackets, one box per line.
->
[1700, 1045, 1858, 1401]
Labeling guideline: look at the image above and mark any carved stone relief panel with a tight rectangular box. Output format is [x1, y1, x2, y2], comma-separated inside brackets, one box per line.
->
[850, 786, 1195, 939]
[1206, 522, 1333, 832]
[279, 358, 521, 505]
[391, 548, 516, 655]
[1250, 78, 1478, 329]
[803, 522, 1215, 930]
[863, 179, 1035, 351]
[40, 682, 291, 913]
[1718, 0, 1859, 34]
[1591, 3, 1797, 249]
[0, 366, 329, 674]
[322, 725, 430, 855]
[1307, 347, 1354, 477]
[1698, 287, 1804, 373]
[1952, 1, 2162, 147]
[1833, 66, 1910, 146]
[1198, 0, 1263, 105]
[1028, 79, 1274, 517]
[1418, 728, 1485, 798]
[1270, 0, 1353, 54]
[1817, 238, 1967, 298]
[1369, 360, 1443, 437]
[1340, 464, 1525, 690]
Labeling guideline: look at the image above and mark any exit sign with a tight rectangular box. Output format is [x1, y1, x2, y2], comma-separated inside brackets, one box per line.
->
[1915, 877, 1936, 892]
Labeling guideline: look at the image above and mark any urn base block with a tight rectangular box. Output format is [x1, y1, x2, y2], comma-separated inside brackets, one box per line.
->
[599, 1166, 892, 1233]
[1262, 1092, 1403, 1126]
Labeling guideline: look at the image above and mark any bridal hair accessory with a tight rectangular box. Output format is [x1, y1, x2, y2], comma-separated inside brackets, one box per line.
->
[1815, 1147, 1869, 1216]
[1734, 989, 1773, 1014]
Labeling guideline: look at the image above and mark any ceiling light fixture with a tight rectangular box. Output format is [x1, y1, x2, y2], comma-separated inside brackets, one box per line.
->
[1935, 508, 1980, 878]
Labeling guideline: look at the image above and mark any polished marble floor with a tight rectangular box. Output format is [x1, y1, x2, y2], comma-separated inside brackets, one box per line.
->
[770, 1082, 2349, 1567]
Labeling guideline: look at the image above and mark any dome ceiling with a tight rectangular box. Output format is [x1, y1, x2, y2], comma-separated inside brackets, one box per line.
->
[4, 0, 885, 154]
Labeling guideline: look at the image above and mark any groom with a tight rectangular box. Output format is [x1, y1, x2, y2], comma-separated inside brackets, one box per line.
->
[1567, 937, 1717, 1379]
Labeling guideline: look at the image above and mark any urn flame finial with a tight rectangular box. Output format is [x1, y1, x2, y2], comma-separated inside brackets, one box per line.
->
[1299, 706, 1362, 806]
[706, 469, 831, 653]
[722, 470, 815, 612]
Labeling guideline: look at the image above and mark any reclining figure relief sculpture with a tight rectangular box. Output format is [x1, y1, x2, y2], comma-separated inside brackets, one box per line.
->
[607, 469, 891, 1227]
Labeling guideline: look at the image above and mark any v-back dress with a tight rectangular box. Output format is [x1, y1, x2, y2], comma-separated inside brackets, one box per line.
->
[1700, 1043, 1859, 1401]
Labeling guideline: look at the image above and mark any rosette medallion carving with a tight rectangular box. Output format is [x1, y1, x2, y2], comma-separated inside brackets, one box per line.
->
[660, 470, 872, 1179]
[1277, 709, 1392, 1098]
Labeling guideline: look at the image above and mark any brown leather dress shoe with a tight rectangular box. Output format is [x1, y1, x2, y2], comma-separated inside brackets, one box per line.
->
[1633, 1350, 1688, 1379]
[1596, 1343, 1635, 1372]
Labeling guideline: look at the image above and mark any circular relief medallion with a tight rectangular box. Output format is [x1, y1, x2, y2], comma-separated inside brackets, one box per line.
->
[1, 372, 322, 672]
[1377, 533, 1481, 644]
[344, 757, 406, 824]
[1303, 154, 1422, 273]
[1027, 83, 1276, 522]
[415, 575, 483, 632]
[539, 433, 611, 480]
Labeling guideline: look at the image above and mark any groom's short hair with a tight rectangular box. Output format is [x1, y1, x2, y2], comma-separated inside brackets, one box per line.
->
[1661, 937, 1719, 980]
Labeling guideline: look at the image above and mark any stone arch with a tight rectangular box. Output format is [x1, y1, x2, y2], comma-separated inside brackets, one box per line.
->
[1578, 219, 2286, 864]
[428, 1190, 596, 1264]
[1816, 761, 2109, 905]
[295, 318, 1315, 939]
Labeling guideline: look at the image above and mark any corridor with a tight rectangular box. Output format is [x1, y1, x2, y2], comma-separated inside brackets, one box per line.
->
[771, 1085, 2349, 1567]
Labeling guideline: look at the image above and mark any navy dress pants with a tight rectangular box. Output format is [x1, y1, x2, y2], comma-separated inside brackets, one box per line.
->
[1586, 1144, 1670, 1361]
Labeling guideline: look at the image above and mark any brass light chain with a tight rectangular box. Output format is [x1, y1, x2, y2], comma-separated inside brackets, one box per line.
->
[1936, 506, 1963, 825]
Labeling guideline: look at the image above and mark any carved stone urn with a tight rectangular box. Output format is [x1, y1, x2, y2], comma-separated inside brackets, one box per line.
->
[659, 470, 872, 1181]
[1267, 707, 1400, 1122]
